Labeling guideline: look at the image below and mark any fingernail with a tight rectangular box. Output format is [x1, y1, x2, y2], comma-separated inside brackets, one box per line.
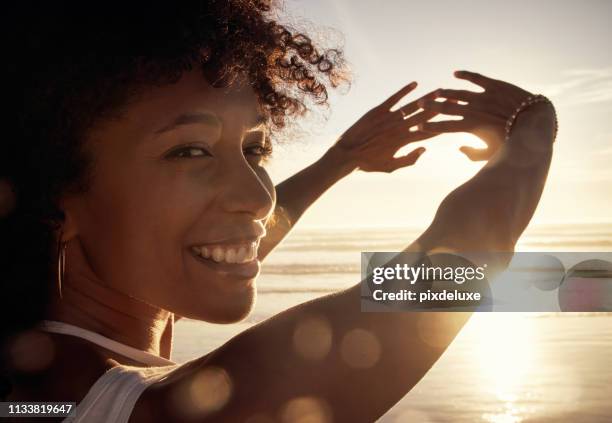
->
[417, 123, 424, 130]
[409, 81, 417, 88]
[418, 147, 426, 154]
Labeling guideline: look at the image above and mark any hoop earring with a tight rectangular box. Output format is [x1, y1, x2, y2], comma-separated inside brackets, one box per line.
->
[57, 237, 66, 299]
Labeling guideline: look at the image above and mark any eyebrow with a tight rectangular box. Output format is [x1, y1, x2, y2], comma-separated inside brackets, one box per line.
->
[155, 112, 221, 135]
[246, 114, 268, 131]
[155, 112, 267, 134]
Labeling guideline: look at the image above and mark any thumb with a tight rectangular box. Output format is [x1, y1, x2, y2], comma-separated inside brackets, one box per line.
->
[459, 146, 490, 161]
[387, 147, 426, 172]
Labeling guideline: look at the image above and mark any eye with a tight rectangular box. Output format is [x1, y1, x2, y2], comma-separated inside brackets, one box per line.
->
[165, 145, 212, 160]
[243, 143, 273, 158]
[243, 130, 272, 160]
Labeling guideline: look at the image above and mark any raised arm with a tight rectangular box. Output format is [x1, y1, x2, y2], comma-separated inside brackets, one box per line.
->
[258, 83, 439, 259]
[414, 70, 556, 254]
[135, 73, 556, 422]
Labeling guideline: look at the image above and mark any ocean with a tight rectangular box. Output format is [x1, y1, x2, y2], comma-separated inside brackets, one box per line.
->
[173, 224, 612, 422]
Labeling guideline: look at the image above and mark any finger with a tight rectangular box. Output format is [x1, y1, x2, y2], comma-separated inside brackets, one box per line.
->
[386, 147, 426, 172]
[459, 146, 490, 161]
[396, 89, 439, 117]
[436, 88, 481, 103]
[380, 81, 418, 111]
[376, 110, 439, 145]
[376, 107, 438, 135]
[419, 119, 468, 133]
[378, 110, 438, 134]
[418, 99, 467, 117]
[403, 109, 439, 129]
[454, 70, 496, 89]
[403, 130, 441, 143]
[388, 129, 441, 146]
[444, 94, 504, 117]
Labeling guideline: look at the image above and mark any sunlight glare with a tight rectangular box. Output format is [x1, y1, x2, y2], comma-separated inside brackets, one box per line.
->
[465, 314, 536, 423]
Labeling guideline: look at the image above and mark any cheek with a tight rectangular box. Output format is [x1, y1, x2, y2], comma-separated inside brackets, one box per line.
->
[254, 166, 276, 208]
[70, 151, 263, 321]
[75, 163, 217, 295]
[254, 166, 277, 230]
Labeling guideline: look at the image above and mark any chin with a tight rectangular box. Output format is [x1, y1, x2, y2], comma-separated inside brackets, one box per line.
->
[182, 281, 257, 324]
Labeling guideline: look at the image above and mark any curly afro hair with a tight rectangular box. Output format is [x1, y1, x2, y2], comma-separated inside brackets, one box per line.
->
[0, 0, 349, 396]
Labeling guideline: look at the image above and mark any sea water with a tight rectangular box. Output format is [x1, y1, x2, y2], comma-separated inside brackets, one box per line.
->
[174, 224, 612, 422]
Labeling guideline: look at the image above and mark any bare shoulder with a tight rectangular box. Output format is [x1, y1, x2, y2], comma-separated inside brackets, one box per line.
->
[6, 331, 115, 403]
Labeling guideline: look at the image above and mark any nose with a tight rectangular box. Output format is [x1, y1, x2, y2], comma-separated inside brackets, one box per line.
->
[219, 159, 275, 221]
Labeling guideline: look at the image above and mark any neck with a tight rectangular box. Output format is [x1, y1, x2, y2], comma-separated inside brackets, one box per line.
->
[46, 240, 174, 359]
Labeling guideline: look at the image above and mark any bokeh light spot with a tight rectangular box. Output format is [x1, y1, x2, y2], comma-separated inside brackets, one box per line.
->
[9, 330, 55, 373]
[281, 396, 332, 423]
[246, 413, 276, 423]
[171, 366, 233, 419]
[189, 366, 232, 414]
[293, 315, 333, 361]
[340, 328, 381, 369]
[559, 259, 612, 311]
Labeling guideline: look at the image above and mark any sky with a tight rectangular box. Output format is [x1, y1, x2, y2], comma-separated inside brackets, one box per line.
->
[264, 0, 612, 229]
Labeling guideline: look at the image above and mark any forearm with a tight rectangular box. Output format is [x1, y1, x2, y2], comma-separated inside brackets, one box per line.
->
[258, 83, 438, 260]
[417, 103, 555, 254]
[258, 146, 356, 259]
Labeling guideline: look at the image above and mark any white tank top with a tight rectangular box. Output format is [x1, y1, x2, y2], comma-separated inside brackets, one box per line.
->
[40, 320, 181, 423]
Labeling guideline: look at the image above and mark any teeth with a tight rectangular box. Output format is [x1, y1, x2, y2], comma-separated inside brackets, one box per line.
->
[247, 245, 256, 261]
[236, 246, 247, 263]
[212, 247, 224, 263]
[193, 242, 258, 264]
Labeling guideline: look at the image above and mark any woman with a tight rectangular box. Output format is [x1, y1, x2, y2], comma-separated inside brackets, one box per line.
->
[0, 1, 556, 422]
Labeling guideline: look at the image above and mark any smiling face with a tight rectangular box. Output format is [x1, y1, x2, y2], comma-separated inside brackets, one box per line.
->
[62, 70, 276, 323]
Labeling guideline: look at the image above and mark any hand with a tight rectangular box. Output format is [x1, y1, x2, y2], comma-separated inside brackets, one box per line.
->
[418, 70, 537, 161]
[332, 82, 440, 173]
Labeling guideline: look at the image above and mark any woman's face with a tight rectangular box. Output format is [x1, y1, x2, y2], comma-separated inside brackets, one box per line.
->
[63, 69, 275, 322]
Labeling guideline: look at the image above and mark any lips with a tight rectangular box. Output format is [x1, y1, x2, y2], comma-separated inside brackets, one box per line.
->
[191, 241, 258, 264]
[188, 237, 262, 280]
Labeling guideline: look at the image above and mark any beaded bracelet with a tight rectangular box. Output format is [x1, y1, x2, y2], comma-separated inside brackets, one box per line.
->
[504, 94, 558, 143]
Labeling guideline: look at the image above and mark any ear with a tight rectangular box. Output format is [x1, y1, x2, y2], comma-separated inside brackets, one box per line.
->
[58, 198, 79, 242]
